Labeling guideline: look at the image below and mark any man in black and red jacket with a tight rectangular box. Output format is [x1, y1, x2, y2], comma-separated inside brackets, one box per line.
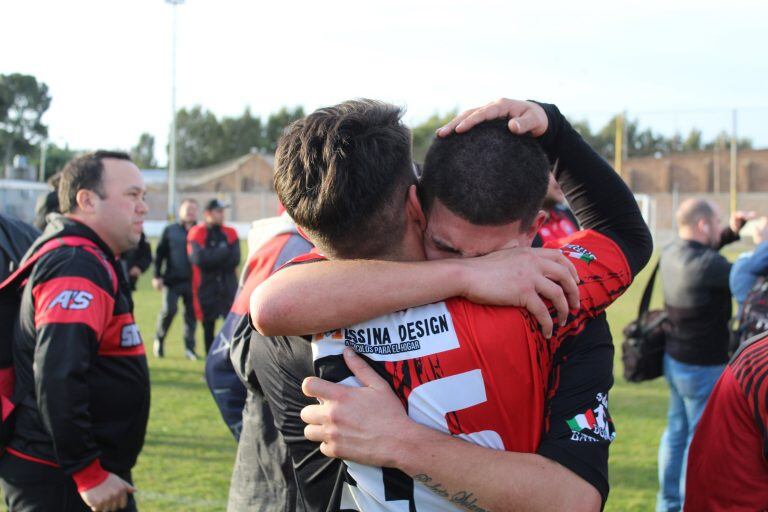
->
[0, 151, 151, 512]
[187, 199, 240, 354]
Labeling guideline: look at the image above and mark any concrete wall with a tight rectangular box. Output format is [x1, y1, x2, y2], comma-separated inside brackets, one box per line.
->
[144, 188, 280, 222]
[624, 149, 768, 194]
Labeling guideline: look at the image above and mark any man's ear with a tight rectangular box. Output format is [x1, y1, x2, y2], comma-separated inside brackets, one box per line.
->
[406, 185, 427, 231]
[698, 218, 711, 235]
[75, 189, 98, 213]
[526, 210, 548, 238]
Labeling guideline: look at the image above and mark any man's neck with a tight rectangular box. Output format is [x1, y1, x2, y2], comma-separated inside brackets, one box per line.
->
[678, 229, 711, 247]
[64, 213, 119, 254]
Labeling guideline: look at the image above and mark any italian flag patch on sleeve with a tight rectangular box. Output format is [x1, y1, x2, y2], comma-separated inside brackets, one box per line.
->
[567, 408, 597, 432]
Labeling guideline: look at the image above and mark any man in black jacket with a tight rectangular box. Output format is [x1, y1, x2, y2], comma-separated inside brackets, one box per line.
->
[657, 198, 751, 512]
[0, 214, 39, 281]
[0, 151, 151, 512]
[188, 199, 240, 354]
[152, 198, 199, 359]
[120, 231, 152, 291]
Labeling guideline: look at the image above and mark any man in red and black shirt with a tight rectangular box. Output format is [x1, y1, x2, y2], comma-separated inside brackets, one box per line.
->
[0, 151, 151, 512]
[188, 199, 240, 354]
[249, 99, 651, 510]
[684, 333, 768, 510]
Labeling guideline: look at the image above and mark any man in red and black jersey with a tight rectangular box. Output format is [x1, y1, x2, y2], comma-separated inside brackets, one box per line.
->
[249, 99, 651, 511]
[683, 333, 768, 511]
[0, 151, 151, 512]
[187, 199, 240, 354]
[204, 213, 312, 511]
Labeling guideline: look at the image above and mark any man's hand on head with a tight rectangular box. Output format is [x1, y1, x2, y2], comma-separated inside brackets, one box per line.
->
[79, 472, 135, 512]
[459, 247, 580, 338]
[301, 349, 419, 468]
[437, 99, 548, 138]
[731, 210, 757, 233]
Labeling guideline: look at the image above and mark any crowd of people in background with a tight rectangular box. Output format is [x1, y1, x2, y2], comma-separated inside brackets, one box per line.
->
[0, 96, 766, 512]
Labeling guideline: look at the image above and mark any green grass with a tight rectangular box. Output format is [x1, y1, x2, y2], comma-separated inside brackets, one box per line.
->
[69, 248, 752, 510]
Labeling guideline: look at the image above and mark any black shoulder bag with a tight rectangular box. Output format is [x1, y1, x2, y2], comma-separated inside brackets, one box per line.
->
[621, 261, 668, 382]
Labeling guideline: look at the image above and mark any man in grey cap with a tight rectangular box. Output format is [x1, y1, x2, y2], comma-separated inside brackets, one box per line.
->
[187, 199, 241, 353]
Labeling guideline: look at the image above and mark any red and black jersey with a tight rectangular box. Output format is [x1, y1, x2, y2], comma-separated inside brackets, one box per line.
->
[251, 229, 631, 512]
[8, 215, 150, 493]
[309, 230, 629, 511]
[685, 334, 768, 511]
[187, 223, 240, 321]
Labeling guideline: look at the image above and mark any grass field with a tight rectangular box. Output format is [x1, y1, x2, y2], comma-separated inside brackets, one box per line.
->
[128, 248, 686, 511]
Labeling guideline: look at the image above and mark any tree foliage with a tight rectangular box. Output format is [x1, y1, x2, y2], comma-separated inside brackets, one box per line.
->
[172, 105, 305, 169]
[0, 73, 51, 168]
[131, 133, 158, 169]
[411, 111, 458, 163]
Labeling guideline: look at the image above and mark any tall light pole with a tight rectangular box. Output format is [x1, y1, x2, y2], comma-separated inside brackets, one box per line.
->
[166, 0, 184, 221]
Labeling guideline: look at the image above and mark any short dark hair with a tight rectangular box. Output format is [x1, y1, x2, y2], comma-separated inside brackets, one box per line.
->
[676, 199, 716, 229]
[420, 119, 550, 228]
[58, 150, 132, 213]
[274, 99, 414, 259]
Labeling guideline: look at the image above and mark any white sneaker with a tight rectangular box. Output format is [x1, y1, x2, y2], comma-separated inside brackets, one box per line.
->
[153, 339, 164, 358]
[185, 349, 198, 361]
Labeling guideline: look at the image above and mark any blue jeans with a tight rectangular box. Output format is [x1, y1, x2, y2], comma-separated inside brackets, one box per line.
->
[656, 354, 725, 512]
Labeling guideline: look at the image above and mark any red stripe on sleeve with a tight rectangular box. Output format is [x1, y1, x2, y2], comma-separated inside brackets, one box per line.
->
[32, 277, 114, 336]
[72, 458, 110, 492]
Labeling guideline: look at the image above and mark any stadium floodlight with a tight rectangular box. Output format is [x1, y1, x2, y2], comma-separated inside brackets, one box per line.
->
[166, 0, 185, 221]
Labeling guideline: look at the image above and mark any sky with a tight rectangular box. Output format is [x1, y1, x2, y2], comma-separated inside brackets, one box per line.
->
[3, 0, 767, 165]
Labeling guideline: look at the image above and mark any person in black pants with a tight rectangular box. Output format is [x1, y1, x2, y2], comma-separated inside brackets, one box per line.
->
[153, 198, 199, 359]
[188, 199, 240, 354]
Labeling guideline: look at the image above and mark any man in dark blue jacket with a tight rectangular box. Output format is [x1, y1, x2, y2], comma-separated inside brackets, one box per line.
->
[152, 198, 199, 359]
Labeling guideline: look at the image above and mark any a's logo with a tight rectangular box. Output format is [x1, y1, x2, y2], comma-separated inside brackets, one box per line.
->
[120, 324, 142, 348]
[566, 393, 615, 442]
[562, 244, 597, 264]
[48, 290, 94, 310]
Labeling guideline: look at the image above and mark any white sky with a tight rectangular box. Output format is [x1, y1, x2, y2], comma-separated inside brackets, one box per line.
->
[3, 0, 767, 164]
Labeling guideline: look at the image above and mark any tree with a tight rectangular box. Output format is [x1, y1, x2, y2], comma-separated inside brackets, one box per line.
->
[411, 111, 458, 163]
[221, 107, 264, 159]
[683, 128, 702, 152]
[131, 133, 158, 169]
[264, 106, 305, 153]
[0, 74, 51, 168]
[175, 106, 226, 169]
[26, 142, 78, 181]
[703, 131, 752, 151]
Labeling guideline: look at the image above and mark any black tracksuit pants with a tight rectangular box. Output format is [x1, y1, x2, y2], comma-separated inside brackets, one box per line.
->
[154, 281, 196, 352]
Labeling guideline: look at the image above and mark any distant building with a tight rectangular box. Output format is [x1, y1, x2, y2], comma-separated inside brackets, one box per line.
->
[0, 179, 50, 224]
[624, 148, 768, 194]
[142, 152, 279, 222]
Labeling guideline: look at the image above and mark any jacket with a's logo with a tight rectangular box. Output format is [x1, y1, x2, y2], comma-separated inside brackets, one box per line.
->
[8, 215, 150, 493]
